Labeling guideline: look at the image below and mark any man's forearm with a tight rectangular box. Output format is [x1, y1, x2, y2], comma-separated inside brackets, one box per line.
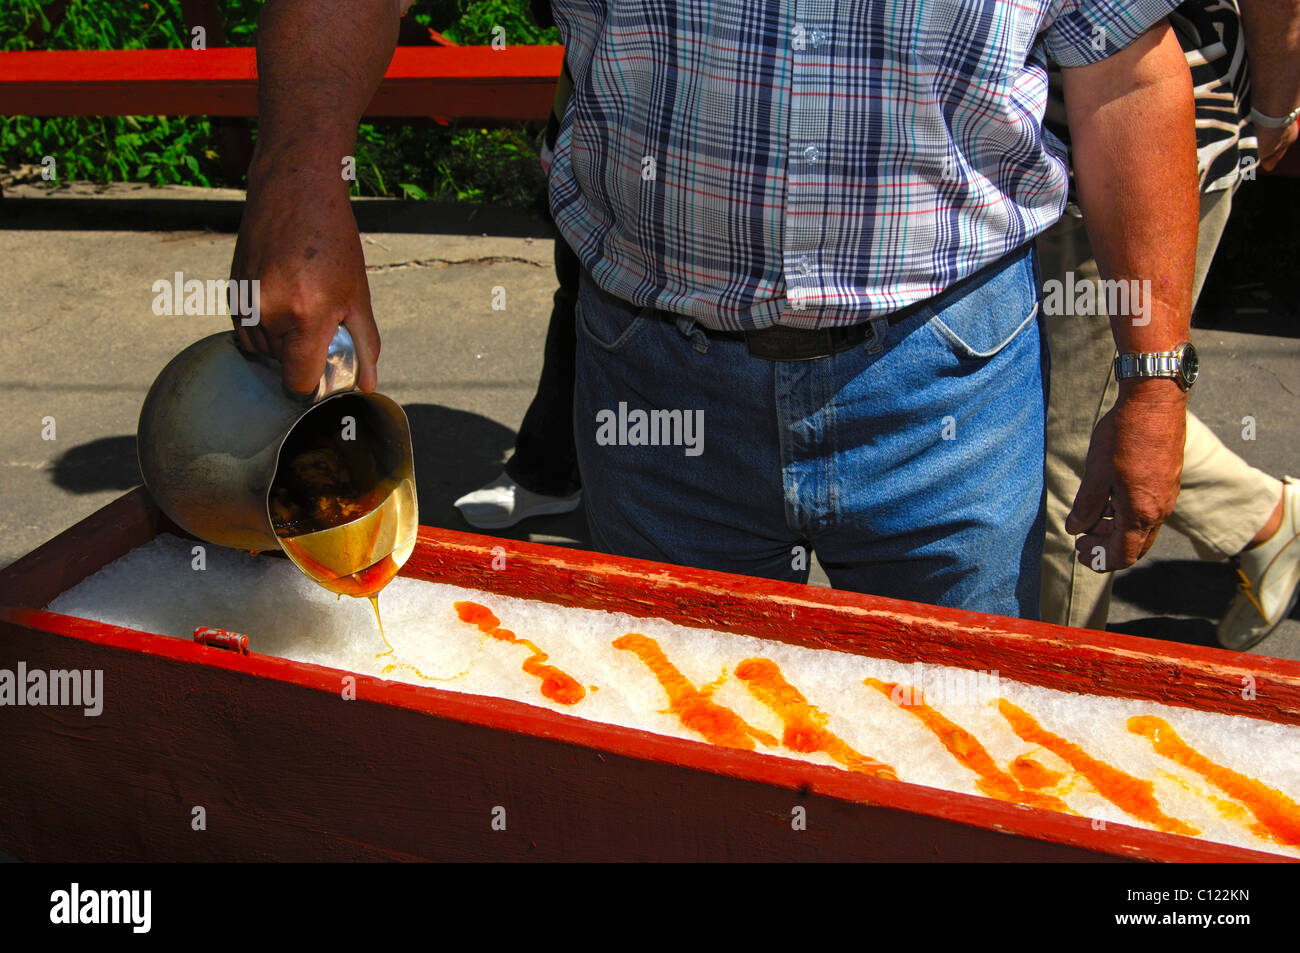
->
[254, 0, 410, 174]
[1239, 0, 1300, 120]
[1062, 22, 1198, 362]
[1057, 22, 1197, 568]
[229, 0, 412, 394]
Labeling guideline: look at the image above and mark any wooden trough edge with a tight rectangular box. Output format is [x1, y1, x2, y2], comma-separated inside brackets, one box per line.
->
[402, 527, 1300, 728]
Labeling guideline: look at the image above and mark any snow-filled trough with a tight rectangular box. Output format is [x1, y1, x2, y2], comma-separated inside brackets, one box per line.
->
[4, 488, 1300, 861]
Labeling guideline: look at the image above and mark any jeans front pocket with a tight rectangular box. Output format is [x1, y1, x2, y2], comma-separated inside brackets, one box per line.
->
[576, 269, 651, 353]
[927, 245, 1041, 359]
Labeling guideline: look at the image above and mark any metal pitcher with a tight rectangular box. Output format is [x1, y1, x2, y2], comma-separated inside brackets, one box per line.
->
[137, 327, 418, 597]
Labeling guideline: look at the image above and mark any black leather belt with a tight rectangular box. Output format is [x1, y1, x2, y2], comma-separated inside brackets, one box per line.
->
[689, 294, 927, 361]
[743, 301, 926, 361]
[680, 243, 1031, 362]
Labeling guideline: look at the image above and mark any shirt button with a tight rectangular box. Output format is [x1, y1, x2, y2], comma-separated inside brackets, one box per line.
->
[809, 30, 827, 48]
[802, 145, 821, 163]
[797, 258, 813, 276]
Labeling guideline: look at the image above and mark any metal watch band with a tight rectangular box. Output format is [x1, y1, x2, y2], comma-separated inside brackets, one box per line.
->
[1115, 352, 1181, 380]
[1250, 104, 1300, 129]
[1113, 342, 1197, 391]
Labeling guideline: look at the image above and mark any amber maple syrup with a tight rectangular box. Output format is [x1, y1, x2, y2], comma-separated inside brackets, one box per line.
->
[269, 400, 417, 653]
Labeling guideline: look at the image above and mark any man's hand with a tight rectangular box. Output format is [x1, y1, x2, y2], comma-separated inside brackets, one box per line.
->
[231, 148, 379, 394]
[228, 0, 410, 394]
[1240, 0, 1300, 171]
[1067, 381, 1187, 571]
[1256, 121, 1298, 173]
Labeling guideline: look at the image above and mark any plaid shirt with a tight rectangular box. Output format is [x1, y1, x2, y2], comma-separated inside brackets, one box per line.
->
[549, 0, 1183, 330]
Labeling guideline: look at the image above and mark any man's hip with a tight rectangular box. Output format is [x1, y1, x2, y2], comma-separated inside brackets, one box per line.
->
[571, 243, 1046, 617]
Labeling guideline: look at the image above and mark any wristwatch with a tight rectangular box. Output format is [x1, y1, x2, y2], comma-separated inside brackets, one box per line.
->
[1113, 342, 1199, 391]
[1250, 104, 1300, 130]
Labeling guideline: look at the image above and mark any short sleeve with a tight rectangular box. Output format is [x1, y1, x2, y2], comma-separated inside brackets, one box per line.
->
[1042, 0, 1183, 67]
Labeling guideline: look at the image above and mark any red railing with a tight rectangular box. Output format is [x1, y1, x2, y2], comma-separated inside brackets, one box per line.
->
[0, 46, 562, 121]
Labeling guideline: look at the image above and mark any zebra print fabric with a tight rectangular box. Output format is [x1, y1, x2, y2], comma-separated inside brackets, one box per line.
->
[1171, 0, 1258, 191]
[1046, 0, 1257, 194]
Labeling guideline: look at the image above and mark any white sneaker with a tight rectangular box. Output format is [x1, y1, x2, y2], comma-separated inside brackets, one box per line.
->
[453, 472, 582, 530]
[1218, 476, 1300, 651]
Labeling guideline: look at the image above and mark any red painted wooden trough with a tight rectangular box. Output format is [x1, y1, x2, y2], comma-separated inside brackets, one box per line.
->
[1, 487, 1298, 861]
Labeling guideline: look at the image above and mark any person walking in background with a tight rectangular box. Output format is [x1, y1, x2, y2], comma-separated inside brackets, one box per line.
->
[1038, 0, 1300, 649]
[455, 230, 583, 529]
[455, 51, 584, 529]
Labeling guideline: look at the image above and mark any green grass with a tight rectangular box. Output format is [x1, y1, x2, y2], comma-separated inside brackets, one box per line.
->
[1, 0, 556, 206]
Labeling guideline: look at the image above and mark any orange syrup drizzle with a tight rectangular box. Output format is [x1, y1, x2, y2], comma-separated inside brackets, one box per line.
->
[370, 596, 392, 655]
[864, 679, 1068, 810]
[455, 601, 586, 705]
[1159, 770, 1263, 834]
[1129, 715, 1300, 847]
[1009, 755, 1066, 791]
[996, 700, 1197, 836]
[612, 634, 777, 750]
[369, 595, 481, 682]
[735, 659, 896, 779]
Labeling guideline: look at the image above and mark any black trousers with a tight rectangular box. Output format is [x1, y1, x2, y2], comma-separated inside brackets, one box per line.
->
[503, 232, 582, 496]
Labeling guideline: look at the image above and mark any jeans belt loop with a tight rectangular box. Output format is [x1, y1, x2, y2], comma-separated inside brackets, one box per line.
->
[864, 315, 890, 355]
[674, 314, 710, 354]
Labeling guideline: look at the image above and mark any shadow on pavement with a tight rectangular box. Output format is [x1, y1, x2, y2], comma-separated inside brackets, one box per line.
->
[1112, 559, 1239, 619]
[1108, 616, 1220, 648]
[0, 195, 554, 238]
[1109, 557, 1300, 649]
[44, 412, 591, 546]
[1195, 176, 1300, 336]
[404, 402, 591, 548]
[48, 435, 140, 493]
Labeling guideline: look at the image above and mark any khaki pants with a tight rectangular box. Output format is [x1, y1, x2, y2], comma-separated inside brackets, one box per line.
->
[1038, 189, 1282, 630]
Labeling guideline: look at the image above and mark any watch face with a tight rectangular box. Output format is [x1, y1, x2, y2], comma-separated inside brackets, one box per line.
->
[1180, 343, 1199, 387]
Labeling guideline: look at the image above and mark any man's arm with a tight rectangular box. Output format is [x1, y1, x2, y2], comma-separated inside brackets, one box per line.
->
[1060, 20, 1199, 573]
[230, 0, 414, 394]
[1239, 0, 1300, 170]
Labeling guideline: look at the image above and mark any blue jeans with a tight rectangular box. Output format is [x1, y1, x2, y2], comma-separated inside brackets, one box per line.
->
[573, 246, 1047, 619]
